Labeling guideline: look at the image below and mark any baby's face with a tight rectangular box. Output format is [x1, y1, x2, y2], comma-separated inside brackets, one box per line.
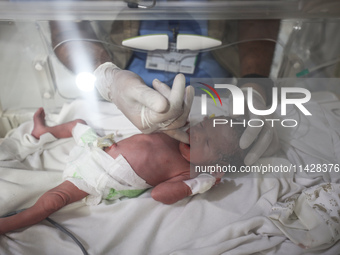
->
[179, 117, 236, 165]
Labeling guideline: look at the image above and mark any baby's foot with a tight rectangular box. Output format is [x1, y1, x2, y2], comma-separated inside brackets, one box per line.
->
[31, 107, 47, 139]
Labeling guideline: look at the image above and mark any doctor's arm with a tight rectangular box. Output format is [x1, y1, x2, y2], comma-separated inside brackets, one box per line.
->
[235, 19, 281, 165]
[238, 19, 280, 82]
[50, 21, 194, 144]
[50, 21, 111, 73]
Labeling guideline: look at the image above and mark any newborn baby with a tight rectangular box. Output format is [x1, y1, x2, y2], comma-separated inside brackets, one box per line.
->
[0, 107, 246, 235]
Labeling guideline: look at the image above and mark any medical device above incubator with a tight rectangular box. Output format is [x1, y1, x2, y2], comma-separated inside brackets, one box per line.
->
[1, 0, 340, 138]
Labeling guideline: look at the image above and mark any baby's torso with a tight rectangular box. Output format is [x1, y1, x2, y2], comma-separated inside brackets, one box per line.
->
[104, 133, 190, 186]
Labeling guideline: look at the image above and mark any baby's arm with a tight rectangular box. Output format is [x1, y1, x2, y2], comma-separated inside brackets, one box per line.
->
[31, 107, 86, 139]
[151, 174, 218, 205]
[151, 175, 193, 205]
[0, 181, 88, 235]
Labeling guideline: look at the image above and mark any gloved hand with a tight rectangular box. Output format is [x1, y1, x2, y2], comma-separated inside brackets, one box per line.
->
[94, 62, 194, 143]
[151, 78, 194, 143]
[229, 86, 280, 165]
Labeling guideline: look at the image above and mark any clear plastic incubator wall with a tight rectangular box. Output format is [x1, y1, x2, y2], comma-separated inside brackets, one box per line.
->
[0, 0, 340, 138]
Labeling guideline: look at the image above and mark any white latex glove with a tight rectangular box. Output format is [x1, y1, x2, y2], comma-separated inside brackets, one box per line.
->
[94, 62, 194, 143]
[229, 86, 280, 165]
[151, 78, 194, 143]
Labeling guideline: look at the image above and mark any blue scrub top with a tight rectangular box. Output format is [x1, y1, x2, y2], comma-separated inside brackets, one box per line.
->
[126, 20, 232, 87]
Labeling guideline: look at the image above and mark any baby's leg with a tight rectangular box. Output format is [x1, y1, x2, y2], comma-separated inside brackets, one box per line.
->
[31, 107, 86, 139]
[31, 107, 48, 139]
[0, 181, 88, 235]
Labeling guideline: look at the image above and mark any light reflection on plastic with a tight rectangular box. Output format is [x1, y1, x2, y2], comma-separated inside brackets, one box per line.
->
[76, 72, 96, 92]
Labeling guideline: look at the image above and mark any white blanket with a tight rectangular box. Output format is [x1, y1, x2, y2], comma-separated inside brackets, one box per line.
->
[0, 98, 339, 255]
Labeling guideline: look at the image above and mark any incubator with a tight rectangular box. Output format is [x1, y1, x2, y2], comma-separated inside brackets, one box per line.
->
[2, 2, 340, 255]
[0, 0, 340, 139]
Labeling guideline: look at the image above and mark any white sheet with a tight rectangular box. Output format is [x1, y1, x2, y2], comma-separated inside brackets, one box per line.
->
[0, 97, 339, 255]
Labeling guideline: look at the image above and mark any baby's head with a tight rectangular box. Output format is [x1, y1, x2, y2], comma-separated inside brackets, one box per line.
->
[179, 116, 248, 169]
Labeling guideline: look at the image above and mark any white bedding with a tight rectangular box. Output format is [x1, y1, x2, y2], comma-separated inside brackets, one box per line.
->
[0, 96, 340, 255]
